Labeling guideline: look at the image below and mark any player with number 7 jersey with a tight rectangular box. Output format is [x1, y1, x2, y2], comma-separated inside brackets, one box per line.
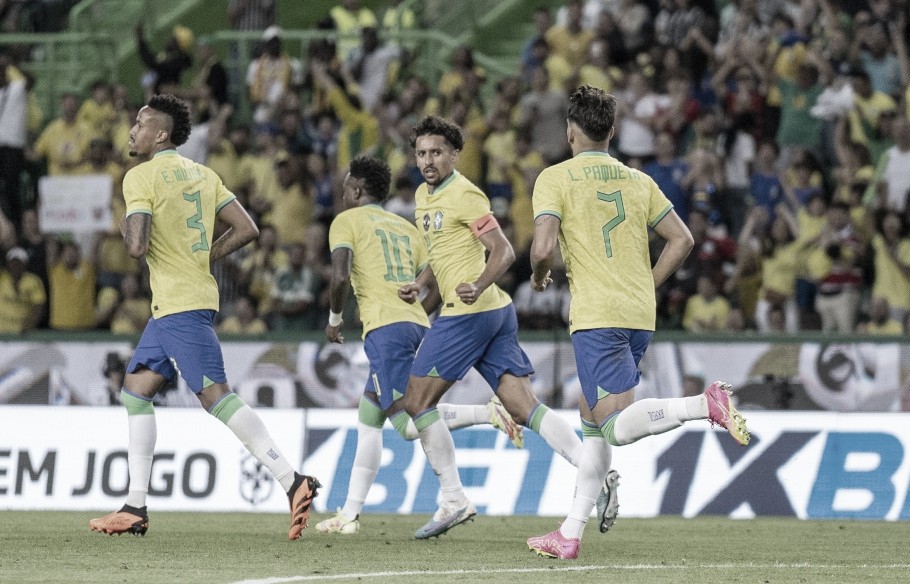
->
[531, 151, 672, 333]
[527, 86, 748, 560]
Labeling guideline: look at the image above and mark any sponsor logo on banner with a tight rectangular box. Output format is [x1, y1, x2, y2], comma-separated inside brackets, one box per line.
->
[4, 408, 910, 520]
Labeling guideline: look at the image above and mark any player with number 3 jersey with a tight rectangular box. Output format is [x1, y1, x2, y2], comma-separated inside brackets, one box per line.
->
[89, 94, 320, 542]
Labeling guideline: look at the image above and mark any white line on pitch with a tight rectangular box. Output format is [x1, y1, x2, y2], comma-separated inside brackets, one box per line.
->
[230, 563, 910, 584]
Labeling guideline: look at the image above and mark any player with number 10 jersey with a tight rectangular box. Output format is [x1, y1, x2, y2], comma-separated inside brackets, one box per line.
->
[329, 204, 430, 337]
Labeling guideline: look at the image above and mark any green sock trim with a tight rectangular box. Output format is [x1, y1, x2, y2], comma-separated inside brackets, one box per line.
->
[121, 390, 154, 415]
[390, 411, 411, 439]
[358, 396, 386, 429]
[528, 404, 549, 433]
[581, 418, 601, 438]
[211, 393, 245, 424]
[413, 408, 440, 431]
[601, 415, 619, 446]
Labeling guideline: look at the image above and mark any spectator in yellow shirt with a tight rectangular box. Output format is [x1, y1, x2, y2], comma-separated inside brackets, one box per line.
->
[260, 154, 314, 246]
[847, 68, 897, 147]
[47, 238, 96, 331]
[219, 295, 268, 335]
[31, 92, 91, 175]
[545, 0, 594, 69]
[329, 0, 377, 62]
[683, 275, 731, 332]
[0, 247, 45, 333]
[311, 60, 378, 172]
[483, 111, 516, 204]
[239, 224, 288, 316]
[95, 273, 151, 334]
[77, 80, 117, 141]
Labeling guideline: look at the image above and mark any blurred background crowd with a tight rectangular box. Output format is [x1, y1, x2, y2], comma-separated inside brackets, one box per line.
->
[0, 0, 909, 338]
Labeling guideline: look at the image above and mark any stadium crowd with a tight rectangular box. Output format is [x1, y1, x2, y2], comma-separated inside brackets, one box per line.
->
[1, 0, 909, 336]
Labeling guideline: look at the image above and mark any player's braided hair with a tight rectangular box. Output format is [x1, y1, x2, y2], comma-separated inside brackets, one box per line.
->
[349, 155, 392, 202]
[147, 94, 192, 147]
[567, 85, 615, 143]
[409, 115, 464, 151]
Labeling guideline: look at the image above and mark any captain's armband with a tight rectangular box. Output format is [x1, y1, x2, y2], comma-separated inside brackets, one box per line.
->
[469, 214, 499, 238]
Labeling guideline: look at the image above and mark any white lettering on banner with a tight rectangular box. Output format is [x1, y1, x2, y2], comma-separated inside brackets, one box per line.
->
[4, 408, 910, 520]
[0, 407, 304, 511]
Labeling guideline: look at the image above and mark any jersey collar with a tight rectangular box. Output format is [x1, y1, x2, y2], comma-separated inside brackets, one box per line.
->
[153, 149, 179, 158]
[428, 170, 458, 195]
[575, 150, 612, 158]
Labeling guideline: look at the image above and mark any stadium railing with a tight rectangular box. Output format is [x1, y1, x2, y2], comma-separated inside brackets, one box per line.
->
[0, 31, 117, 122]
[212, 27, 516, 123]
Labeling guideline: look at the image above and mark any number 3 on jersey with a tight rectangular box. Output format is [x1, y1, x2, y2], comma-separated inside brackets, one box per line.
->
[184, 190, 209, 253]
[597, 190, 625, 258]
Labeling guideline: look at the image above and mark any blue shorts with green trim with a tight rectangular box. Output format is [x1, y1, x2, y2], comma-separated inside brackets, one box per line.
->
[363, 321, 427, 411]
[127, 309, 227, 393]
[411, 304, 534, 389]
[572, 328, 652, 409]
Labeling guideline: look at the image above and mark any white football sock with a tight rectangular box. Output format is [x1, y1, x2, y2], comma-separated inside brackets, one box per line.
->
[125, 413, 156, 508]
[224, 404, 296, 491]
[560, 436, 612, 540]
[416, 416, 465, 505]
[612, 396, 707, 445]
[341, 423, 382, 520]
[535, 408, 584, 467]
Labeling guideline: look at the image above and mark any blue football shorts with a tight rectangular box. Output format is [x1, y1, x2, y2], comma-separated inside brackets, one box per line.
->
[127, 309, 227, 393]
[411, 304, 534, 389]
[362, 321, 428, 411]
[572, 327, 653, 409]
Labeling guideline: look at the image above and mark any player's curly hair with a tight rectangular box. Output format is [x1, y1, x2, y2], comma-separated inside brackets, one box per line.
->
[349, 155, 392, 202]
[147, 94, 192, 147]
[567, 85, 615, 143]
[409, 115, 464, 151]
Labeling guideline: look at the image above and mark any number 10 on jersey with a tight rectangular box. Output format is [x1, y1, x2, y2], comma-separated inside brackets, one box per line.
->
[375, 229, 414, 282]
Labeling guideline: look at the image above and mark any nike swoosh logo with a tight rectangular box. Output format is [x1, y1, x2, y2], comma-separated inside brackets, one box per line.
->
[476, 219, 490, 230]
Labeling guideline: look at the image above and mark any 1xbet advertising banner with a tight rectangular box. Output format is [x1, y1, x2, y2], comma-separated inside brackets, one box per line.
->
[1, 340, 908, 412]
[3, 408, 910, 520]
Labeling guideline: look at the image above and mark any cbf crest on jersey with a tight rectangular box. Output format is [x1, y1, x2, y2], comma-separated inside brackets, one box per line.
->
[433, 210, 444, 230]
[423, 213, 430, 231]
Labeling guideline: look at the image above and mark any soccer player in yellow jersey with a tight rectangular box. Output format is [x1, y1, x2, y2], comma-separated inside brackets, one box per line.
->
[88, 95, 320, 541]
[315, 155, 523, 535]
[526, 86, 751, 559]
[397, 116, 587, 539]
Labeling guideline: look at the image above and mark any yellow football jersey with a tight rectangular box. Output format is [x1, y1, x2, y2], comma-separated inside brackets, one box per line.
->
[330, 204, 430, 337]
[533, 151, 672, 332]
[123, 149, 236, 318]
[414, 172, 511, 316]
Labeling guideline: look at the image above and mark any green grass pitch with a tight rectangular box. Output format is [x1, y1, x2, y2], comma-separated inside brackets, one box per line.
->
[2, 511, 908, 583]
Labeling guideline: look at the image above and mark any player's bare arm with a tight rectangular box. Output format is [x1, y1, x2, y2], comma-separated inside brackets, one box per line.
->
[399, 263, 436, 304]
[457, 217, 515, 305]
[123, 213, 152, 259]
[419, 266, 442, 314]
[210, 200, 259, 263]
[529, 213, 561, 291]
[651, 209, 695, 288]
[325, 247, 353, 343]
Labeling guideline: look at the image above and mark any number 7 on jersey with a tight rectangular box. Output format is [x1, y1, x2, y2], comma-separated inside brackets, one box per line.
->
[597, 190, 625, 258]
